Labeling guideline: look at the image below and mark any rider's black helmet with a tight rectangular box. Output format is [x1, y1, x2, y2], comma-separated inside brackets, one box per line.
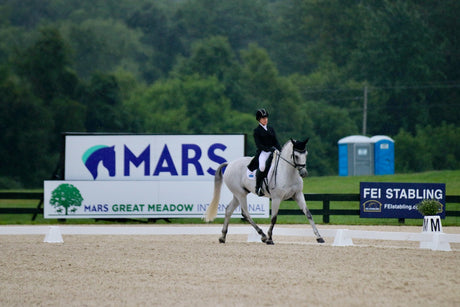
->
[256, 108, 269, 121]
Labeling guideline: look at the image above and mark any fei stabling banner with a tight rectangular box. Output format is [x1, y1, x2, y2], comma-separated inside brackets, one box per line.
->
[360, 182, 446, 219]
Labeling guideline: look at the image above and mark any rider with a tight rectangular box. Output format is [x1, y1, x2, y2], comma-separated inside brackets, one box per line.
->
[252, 108, 281, 196]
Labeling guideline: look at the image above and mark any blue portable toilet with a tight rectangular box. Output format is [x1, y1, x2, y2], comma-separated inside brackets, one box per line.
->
[338, 135, 374, 176]
[371, 135, 394, 175]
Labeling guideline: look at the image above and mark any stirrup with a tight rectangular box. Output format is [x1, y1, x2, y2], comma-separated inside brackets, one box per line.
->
[256, 187, 264, 196]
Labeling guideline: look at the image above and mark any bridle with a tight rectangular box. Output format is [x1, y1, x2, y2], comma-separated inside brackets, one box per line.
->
[277, 148, 307, 170]
[270, 145, 308, 190]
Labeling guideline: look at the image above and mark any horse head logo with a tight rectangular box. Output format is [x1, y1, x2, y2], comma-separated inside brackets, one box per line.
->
[82, 145, 116, 180]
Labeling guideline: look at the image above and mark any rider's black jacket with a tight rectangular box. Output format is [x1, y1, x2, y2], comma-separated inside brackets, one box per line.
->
[247, 125, 281, 171]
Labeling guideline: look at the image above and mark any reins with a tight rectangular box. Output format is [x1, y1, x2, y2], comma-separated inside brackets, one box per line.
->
[278, 149, 306, 169]
[268, 147, 306, 191]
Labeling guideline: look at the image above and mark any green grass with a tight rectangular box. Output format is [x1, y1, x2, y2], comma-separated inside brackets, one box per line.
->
[292, 170, 460, 226]
[303, 170, 460, 194]
[1, 170, 459, 226]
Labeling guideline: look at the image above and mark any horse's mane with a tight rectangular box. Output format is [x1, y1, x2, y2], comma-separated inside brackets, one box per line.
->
[282, 138, 309, 153]
[281, 140, 292, 153]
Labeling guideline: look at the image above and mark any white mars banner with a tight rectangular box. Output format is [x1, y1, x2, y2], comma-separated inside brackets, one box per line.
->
[64, 134, 245, 181]
[44, 180, 269, 219]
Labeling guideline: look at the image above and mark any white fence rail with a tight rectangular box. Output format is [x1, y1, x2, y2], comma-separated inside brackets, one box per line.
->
[1, 225, 459, 252]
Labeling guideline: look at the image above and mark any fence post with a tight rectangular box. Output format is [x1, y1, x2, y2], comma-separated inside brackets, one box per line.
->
[323, 200, 330, 223]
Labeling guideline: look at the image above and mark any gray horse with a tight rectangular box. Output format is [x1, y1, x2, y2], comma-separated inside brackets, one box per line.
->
[204, 138, 325, 244]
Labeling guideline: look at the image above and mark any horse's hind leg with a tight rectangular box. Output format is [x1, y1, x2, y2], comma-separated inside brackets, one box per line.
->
[219, 197, 239, 243]
[239, 197, 268, 243]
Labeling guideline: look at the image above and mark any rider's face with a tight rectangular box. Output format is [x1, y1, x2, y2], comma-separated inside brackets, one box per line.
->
[259, 117, 268, 126]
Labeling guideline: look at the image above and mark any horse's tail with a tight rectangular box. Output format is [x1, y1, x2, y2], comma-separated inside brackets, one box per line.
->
[203, 162, 228, 222]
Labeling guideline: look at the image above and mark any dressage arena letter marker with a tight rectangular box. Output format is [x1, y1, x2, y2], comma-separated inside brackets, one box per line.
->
[422, 216, 442, 232]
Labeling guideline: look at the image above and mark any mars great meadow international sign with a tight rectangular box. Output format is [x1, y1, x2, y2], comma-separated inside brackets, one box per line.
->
[44, 134, 270, 219]
[360, 182, 446, 219]
[44, 180, 269, 219]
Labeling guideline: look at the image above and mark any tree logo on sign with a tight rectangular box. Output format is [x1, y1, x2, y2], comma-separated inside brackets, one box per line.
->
[50, 184, 83, 215]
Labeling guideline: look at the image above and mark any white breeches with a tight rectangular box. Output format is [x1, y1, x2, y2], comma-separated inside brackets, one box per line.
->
[258, 151, 271, 172]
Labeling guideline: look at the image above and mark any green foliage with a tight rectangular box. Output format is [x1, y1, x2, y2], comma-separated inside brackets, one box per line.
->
[238, 44, 315, 148]
[172, 36, 247, 113]
[349, 1, 449, 135]
[416, 199, 443, 216]
[14, 27, 78, 103]
[304, 170, 460, 195]
[171, 0, 272, 51]
[0, 0, 458, 187]
[82, 72, 132, 132]
[173, 36, 237, 80]
[271, 0, 362, 74]
[130, 75, 235, 134]
[61, 18, 151, 80]
[352, 1, 443, 84]
[0, 176, 23, 189]
[0, 66, 55, 187]
[394, 124, 460, 173]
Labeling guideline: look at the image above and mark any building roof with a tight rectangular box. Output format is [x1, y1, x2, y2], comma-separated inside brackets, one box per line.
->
[338, 135, 371, 144]
[370, 135, 394, 143]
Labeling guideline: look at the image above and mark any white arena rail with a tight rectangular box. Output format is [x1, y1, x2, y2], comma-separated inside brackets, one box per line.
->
[0, 225, 459, 252]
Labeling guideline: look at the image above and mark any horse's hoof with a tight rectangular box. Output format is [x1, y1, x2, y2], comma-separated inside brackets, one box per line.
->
[261, 236, 267, 243]
[219, 237, 226, 244]
[317, 237, 325, 243]
[265, 240, 274, 245]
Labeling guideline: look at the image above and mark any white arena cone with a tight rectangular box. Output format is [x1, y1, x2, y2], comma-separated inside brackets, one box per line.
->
[247, 228, 262, 243]
[332, 229, 353, 247]
[44, 226, 64, 243]
[420, 233, 451, 251]
[430, 233, 451, 251]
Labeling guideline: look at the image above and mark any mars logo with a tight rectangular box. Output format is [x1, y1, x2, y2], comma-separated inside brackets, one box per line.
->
[82, 145, 116, 179]
[81, 143, 228, 180]
[122, 143, 227, 177]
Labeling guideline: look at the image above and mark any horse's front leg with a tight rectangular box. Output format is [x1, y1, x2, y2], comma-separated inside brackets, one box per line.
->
[293, 192, 325, 243]
[266, 198, 281, 245]
[220, 197, 239, 243]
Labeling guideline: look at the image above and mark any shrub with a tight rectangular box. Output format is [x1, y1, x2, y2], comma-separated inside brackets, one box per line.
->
[416, 199, 443, 216]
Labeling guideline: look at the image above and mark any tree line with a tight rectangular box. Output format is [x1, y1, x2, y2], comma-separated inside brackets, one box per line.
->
[0, 0, 458, 187]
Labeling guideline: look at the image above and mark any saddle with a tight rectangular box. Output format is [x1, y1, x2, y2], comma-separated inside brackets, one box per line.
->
[249, 153, 275, 196]
[247, 152, 274, 172]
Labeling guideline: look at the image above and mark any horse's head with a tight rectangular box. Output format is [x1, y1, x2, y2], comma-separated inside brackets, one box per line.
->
[290, 138, 309, 178]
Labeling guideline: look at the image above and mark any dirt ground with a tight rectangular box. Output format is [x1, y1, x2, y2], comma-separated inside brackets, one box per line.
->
[1, 225, 459, 307]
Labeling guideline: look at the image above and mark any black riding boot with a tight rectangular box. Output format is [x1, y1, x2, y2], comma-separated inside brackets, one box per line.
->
[255, 169, 264, 196]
